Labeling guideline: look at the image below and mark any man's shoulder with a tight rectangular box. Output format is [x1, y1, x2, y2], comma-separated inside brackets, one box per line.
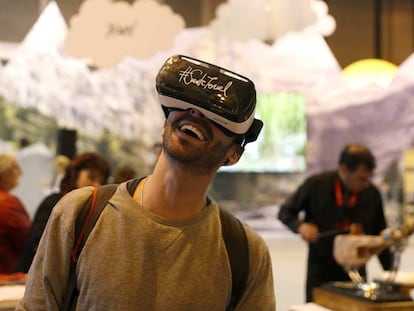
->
[309, 170, 336, 180]
[49, 187, 95, 223]
[240, 222, 270, 255]
[303, 170, 336, 187]
[361, 183, 382, 198]
[213, 205, 268, 254]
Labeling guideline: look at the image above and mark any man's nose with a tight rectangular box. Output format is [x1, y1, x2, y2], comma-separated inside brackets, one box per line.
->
[188, 108, 207, 119]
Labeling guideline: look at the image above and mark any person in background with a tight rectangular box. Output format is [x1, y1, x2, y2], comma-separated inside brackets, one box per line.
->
[112, 164, 137, 184]
[15, 152, 111, 273]
[0, 153, 30, 274]
[17, 55, 275, 310]
[278, 143, 393, 302]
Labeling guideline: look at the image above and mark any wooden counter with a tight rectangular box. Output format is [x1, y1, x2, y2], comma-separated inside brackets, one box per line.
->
[0, 301, 18, 311]
[314, 287, 414, 311]
[0, 284, 24, 311]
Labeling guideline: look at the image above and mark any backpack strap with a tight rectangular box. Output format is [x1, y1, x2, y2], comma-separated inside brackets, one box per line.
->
[62, 178, 144, 310]
[62, 184, 118, 311]
[219, 207, 249, 311]
[72, 184, 119, 263]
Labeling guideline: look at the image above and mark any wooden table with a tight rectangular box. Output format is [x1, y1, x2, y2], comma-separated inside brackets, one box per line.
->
[314, 287, 414, 311]
[374, 272, 414, 296]
[0, 284, 24, 311]
[0, 301, 18, 311]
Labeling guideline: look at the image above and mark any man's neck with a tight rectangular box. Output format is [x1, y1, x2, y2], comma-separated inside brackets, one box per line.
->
[134, 155, 214, 221]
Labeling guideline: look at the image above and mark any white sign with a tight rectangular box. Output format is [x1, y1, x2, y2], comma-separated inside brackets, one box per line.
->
[64, 0, 185, 68]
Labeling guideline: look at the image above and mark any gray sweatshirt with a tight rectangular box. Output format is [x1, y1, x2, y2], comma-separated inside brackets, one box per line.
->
[17, 182, 275, 311]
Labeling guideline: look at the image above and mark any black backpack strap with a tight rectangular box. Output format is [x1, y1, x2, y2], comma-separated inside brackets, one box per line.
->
[219, 207, 249, 311]
[126, 177, 144, 196]
[62, 184, 118, 311]
[72, 184, 119, 262]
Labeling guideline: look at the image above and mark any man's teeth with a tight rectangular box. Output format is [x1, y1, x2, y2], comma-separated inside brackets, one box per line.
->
[180, 124, 205, 140]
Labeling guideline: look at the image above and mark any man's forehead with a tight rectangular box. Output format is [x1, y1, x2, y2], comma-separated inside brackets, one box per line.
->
[353, 164, 373, 174]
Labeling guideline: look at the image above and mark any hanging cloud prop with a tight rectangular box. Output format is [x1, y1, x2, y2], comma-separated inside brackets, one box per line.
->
[309, 0, 336, 36]
[64, 0, 185, 68]
[210, 0, 335, 43]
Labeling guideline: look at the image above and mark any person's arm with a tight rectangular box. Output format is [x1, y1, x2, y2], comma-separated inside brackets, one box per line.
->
[278, 178, 319, 242]
[235, 226, 275, 311]
[16, 188, 91, 311]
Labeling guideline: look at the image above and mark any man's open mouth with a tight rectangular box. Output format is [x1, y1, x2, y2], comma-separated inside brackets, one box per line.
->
[180, 124, 206, 141]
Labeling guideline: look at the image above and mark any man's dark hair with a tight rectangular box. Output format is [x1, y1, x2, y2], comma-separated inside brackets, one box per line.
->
[338, 144, 376, 172]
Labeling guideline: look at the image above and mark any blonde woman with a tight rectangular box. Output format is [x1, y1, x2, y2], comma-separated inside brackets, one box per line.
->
[0, 153, 30, 274]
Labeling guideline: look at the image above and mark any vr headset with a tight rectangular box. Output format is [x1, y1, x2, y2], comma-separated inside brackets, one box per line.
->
[155, 55, 263, 148]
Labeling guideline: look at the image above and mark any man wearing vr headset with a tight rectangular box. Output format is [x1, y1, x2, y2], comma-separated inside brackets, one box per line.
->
[18, 55, 275, 311]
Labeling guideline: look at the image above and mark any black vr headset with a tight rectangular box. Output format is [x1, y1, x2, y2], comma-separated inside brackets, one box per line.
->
[155, 55, 263, 148]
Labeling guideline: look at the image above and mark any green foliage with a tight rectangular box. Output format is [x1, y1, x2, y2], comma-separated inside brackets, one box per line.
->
[255, 92, 307, 158]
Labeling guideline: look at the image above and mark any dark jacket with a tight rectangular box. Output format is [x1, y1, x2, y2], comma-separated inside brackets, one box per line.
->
[15, 192, 63, 273]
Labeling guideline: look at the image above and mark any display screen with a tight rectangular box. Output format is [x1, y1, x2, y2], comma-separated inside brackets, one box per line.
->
[220, 92, 307, 173]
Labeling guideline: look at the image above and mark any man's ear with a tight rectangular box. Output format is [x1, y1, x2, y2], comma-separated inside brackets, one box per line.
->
[337, 164, 349, 179]
[222, 146, 242, 166]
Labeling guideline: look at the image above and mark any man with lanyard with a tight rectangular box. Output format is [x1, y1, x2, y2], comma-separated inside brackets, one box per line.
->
[278, 144, 393, 302]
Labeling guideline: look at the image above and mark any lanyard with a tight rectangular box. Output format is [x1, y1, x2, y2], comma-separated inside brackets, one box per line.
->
[335, 178, 358, 207]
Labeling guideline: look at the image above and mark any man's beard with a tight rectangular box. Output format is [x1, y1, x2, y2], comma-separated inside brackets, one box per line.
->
[163, 117, 234, 175]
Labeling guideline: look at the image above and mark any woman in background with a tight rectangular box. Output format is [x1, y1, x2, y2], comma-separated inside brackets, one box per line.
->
[16, 152, 111, 273]
[0, 153, 30, 274]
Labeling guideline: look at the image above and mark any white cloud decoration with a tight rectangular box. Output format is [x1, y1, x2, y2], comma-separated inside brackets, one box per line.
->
[309, 0, 336, 36]
[210, 0, 335, 43]
[64, 0, 185, 68]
